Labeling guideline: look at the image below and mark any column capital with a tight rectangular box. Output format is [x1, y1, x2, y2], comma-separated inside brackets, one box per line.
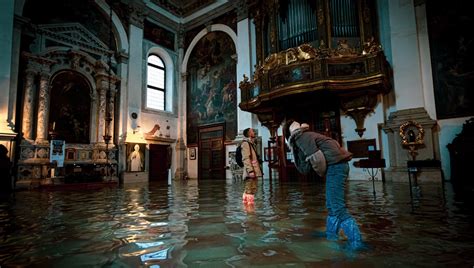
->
[24, 68, 37, 77]
[127, 2, 147, 28]
[204, 22, 212, 33]
[234, 0, 249, 21]
[116, 49, 129, 64]
[38, 71, 51, 80]
[22, 52, 56, 73]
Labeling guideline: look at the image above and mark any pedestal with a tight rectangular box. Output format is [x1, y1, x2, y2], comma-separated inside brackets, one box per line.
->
[382, 108, 441, 182]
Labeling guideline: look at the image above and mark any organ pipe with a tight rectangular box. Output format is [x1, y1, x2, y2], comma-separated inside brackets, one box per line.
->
[330, 0, 359, 37]
[277, 0, 318, 50]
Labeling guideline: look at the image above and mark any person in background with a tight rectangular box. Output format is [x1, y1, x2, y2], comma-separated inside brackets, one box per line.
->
[284, 120, 364, 250]
[0, 145, 12, 193]
[241, 128, 262, 205]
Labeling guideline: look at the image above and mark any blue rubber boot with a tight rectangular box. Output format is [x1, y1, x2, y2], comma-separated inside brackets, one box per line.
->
[326, 216, 341, 241]
[340, 217, 363, 250]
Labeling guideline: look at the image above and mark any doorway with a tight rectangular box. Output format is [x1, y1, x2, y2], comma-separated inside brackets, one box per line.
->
[149, 144, 171, 181]
[198, 124, 225, 179]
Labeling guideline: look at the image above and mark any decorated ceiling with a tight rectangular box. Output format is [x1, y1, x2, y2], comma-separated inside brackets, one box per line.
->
[150, 0, 217, 17]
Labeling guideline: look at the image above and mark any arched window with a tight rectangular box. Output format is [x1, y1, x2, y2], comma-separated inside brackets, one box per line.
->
[146, 54, 166, 110]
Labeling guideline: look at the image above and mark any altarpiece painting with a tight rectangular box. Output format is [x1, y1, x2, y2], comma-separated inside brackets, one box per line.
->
[427, 2, 474, 119]
[186, 31, 237, 144]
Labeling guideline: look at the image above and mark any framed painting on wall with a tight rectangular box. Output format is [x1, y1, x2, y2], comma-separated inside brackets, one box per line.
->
[127, 143, 145, 172]
[427, 1, 474, 119]
[189, 148, 196, 160]
[65, 148, 76, 160]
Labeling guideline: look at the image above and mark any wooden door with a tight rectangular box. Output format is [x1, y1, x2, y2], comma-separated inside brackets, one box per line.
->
[198, 124, 225, 180]
[149, 144, 171, 181]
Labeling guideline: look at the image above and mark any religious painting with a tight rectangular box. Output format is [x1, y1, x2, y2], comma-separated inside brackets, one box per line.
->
[50, 140, 65, 167]
[186, 31, 237, 145]
[49, 71, 91, 144]
[144, 20, 175, 51]
[66, 148, 76, 161]
[427, 2, 474, 119]
[51, 140, 65, 156]
[189, 148, 196, 160]
[127, 143, 145, 172]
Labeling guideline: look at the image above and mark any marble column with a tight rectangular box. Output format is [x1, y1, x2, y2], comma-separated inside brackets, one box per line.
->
[126, 24, 144, 136]
[35, 72, 51, 144]
[107, 86, 117, 143]
[125, 3, 144, 139]
[174, 68, 187, 180]
[21, 69, 36, 141]
[387, 0, 424, 110]
[381, 0, 441, 182]
[174, 25, 187, 180]
[236, 17, 254, 131]
[96, 78, 108, 144]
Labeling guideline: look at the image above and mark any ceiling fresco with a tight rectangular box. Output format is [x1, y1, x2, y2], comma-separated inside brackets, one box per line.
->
[150, 0, 217, 17]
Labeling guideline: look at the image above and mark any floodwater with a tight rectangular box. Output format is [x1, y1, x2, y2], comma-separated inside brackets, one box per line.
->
[0, 178, 473, 267]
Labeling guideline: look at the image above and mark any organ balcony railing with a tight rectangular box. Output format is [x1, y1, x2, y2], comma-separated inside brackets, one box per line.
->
[240, 0, 392, 138]
[239, 38, 392, 137]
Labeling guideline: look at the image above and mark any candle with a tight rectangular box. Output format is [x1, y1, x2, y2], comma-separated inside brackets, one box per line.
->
[52, 121, 56, 131]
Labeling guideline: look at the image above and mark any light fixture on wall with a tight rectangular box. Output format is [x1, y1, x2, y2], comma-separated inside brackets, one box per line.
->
[130, 112, 140, 134]
[341, 94, 378, 138]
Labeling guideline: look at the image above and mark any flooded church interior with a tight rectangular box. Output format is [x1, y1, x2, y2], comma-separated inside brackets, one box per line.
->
[0, 0, 473, 266]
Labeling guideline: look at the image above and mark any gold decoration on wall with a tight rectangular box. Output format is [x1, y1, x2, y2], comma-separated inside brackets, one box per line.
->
[399, 121, 425, 160]
[362, 37, 382, 55]
[253, 39, 382, 77]
[239, 74, 255, 102]
[341, 95, 378, 137]
[332, 39, 358, 57]
[255, 43, 319, 73]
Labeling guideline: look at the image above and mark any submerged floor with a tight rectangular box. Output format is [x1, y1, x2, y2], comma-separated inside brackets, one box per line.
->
[0, 178, 473, 267]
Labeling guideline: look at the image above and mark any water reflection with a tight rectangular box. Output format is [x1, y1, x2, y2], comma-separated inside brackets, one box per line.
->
[0, 179, 473, 267]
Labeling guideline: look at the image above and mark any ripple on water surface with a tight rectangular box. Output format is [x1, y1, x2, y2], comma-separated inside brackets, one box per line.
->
[0, 180, 473, 267]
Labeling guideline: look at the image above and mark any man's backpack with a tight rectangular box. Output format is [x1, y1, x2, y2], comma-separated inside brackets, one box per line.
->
[235, 141, 261, 168]
[235, 142, 245, 167]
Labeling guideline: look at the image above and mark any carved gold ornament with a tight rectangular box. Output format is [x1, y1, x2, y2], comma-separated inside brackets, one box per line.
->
[400, 120, 425, 160]
[399, 121, 425, 146]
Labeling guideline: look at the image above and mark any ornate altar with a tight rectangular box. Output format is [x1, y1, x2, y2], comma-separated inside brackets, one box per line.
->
[16, 23, 120, 187]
